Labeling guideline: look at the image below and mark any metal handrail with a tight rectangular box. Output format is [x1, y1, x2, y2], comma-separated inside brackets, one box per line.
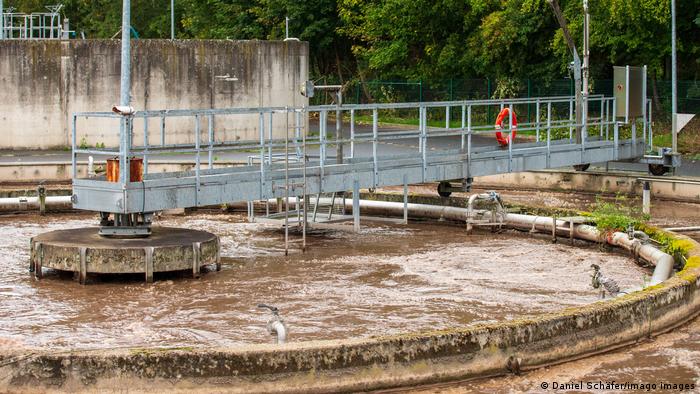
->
[71, 95, 649, 208]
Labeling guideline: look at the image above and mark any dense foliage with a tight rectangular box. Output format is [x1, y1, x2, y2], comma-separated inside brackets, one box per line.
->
[5, 0, 699, 82]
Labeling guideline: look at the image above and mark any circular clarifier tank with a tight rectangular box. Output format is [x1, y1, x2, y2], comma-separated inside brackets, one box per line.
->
[1, 212, 650, 351]
[30, 227, 220, 283]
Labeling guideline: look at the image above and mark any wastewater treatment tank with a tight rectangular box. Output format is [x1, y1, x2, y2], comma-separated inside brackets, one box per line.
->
[2, 211, 652, 350]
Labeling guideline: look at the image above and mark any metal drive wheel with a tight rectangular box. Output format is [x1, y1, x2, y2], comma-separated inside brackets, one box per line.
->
[437, 181, 452, 198]
[648, 164, 668, 176]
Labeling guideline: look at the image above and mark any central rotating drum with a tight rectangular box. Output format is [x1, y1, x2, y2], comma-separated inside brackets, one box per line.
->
[29, 227, 220, 284]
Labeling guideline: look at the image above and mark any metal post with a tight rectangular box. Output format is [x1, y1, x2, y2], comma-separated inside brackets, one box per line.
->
[606, 99, 610, 140]
[372, 108, 378, 188]
[648, 99, 654, 147]
[508, 103, 513, 172]
[336, 91, 343, 164]
[71, 115, 77, 178]
[284, 107, 289, 256]
[268, 111, 273, 165]
[0, 0, 4, 40]
[160, 116, 166, 146]
[613, 99, 619, 160]
[418, 107, 423, 154]
[170, 0, 175, 40]
[120, 1, 131, 109]
[467, 106, 472, 176]
[119, 0, 132, 185]
[320, 110, 326, 170]
[350, 109, 355, 158]
[194, 114, 201, 207]
[403, 174, 408, 225]
[353, 180, 360, 233]
[671, 0, 678, 153]
[625, 65, 630, 125]
[208, 114, 214, 169]
[445, 106, 450, 129]
[259, 112, 265, 198]
[294, 110, 302, 158]
[88, 156, 94, 176]
[600, 98, 604, 137]
[460, 104, 466, 152]
[642, 181, 651, 215]
[285, 16, 289, 40]
[582, 0, 590, 96]
[143, 117, 149, 174]
[535, 99, 541, 142]
[302, 107, 307, 251]
[547, 101, 552, 168]
[582, 94, 587, 161]
[569, 99, 574, 141]
[642, 65, 648, 147]
[421, 106, 427, 182]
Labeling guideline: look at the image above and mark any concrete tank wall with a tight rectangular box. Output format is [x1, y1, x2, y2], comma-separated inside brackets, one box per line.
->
[0, 39, 309, 149]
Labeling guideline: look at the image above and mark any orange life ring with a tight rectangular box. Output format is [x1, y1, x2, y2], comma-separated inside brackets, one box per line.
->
[494, 108, 517, 146]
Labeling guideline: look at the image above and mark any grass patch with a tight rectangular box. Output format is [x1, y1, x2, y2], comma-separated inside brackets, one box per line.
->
[652, 115, 700, 155]
[591, 195, 649, 233]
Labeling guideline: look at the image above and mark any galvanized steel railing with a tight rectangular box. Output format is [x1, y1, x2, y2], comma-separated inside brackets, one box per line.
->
[70, 95, 652, 212]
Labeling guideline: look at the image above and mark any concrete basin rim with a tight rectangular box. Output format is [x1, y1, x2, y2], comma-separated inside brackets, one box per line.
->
[13, 222, 700, 357]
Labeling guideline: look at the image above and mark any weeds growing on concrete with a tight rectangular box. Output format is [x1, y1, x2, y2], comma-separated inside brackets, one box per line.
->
[591, 194, 649, 233]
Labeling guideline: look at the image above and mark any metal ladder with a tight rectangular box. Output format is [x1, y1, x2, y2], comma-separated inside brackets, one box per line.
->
[308, 192, 345, 223]
[278, 107, 307, 254]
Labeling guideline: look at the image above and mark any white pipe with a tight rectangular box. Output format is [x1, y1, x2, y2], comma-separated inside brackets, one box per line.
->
[268, 320, 287, 344]
[270, 198, 675, 287]
[505, 215, 673, 285]
[0, 196, 72, 211]
[664, 226, 700, 233]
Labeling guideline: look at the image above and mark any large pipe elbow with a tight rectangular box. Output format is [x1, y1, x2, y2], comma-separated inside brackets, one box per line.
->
[268, 320, 287, 344]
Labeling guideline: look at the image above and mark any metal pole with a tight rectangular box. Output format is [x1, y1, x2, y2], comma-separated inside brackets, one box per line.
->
[372, 108, 378, 188]
[671, 0, 677, 153]
[119, 0, 131, 186]
[170, 0, 175, 40]
[285, 16, 289, 40]
[403, 174, 408, 225]
[547, 101, 552, 168]
[353, 180, 360, 233]
[460, 104, 466, 151]
[642, 181, 651, 215]
[302, 107, 307, 251]
[508, 104, 513, 172]
[350, 109, 355, 158]
[120, 1, 131, 108]
[284, 107, 289, 256]
[0, 0, 4, 40]
[336, 91, 343, 164]
[582, 0, 590, 96]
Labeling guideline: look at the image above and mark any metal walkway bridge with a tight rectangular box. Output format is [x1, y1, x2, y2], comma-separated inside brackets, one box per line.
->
[71, 95, 651, 220]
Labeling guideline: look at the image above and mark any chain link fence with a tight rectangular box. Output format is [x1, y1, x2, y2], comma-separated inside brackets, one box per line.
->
[311, 77, 700, 119]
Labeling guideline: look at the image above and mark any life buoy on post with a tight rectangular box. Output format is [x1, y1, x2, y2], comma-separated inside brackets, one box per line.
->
[494, 108, 517, 146]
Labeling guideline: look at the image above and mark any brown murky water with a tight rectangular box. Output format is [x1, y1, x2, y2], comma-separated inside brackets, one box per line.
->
[0, 212, 647, 351]
[371, 187, 700, 393]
